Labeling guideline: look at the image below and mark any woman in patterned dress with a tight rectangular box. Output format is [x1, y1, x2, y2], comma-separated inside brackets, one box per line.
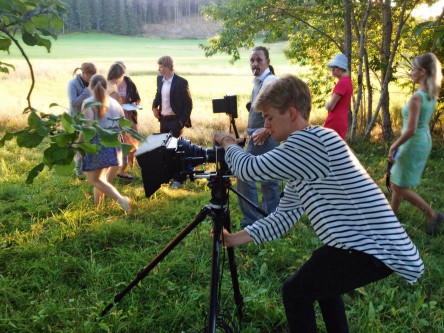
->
[80, 74, 131, 212]
[388, 53, 442, 235]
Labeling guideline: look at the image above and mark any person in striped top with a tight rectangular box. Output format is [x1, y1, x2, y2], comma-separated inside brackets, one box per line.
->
[214, 74, 424, 333]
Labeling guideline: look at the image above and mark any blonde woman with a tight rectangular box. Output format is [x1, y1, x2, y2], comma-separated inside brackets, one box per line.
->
[388, 53, 443, 235]
[107, 62, 136, 181]
[80, 74, 131, 213]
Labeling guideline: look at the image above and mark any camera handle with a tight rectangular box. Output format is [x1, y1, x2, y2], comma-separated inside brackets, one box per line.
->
[100, 171, 244, 333]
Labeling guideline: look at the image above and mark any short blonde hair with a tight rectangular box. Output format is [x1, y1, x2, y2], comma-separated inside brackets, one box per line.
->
[254, 74, 312, 120]
[157, 55, 174, 71]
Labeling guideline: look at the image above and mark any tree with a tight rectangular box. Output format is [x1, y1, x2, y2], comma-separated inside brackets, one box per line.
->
[0, 0, 144, 183]
[200, 0, 440, 141]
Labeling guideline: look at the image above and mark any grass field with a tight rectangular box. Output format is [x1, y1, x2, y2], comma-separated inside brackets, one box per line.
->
[0, 33, 304, 144]
[1, 34, 443, 333]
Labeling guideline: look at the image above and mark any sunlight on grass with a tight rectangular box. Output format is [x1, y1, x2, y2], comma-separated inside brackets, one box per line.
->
[1, 35, 443, 333]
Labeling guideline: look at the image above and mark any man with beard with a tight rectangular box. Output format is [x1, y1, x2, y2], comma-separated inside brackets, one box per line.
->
[237, 46, 280, 228]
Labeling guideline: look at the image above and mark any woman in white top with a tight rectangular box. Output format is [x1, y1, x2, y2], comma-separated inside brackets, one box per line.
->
[80, 74, 131, 212]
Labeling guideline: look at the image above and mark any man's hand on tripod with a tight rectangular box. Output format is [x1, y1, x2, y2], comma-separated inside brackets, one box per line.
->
[211, 228, 253, 247]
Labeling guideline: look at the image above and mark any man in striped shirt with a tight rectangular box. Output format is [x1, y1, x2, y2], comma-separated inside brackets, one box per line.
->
[214, 74, 424, 333]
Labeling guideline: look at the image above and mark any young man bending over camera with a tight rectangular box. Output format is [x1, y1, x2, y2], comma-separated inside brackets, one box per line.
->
[213, 74, 423, 333]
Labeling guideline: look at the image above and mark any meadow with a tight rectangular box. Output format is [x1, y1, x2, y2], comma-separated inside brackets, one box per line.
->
[0, 34, 443, 332]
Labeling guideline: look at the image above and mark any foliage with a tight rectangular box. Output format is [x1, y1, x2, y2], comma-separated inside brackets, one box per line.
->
[0, 131, 443, 332]
[200, 0, 444, 140]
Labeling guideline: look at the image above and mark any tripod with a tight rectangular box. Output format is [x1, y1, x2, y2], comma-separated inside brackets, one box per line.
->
[100, 169, 246, 332]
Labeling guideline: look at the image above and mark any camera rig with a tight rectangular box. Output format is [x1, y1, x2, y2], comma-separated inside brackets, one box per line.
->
[101, 95, 267, 332]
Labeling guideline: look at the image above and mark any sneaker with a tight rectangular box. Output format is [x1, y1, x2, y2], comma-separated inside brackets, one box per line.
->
[117, 174, 135, 181]
[118, 196, 131, 213]
[426, 212, 443, 236]
[170, 181, 183, 189]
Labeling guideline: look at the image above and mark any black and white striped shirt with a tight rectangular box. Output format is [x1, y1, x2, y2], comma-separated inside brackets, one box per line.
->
[225, 126, 424, 283]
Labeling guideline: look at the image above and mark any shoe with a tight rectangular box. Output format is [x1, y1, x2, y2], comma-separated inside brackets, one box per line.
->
[170, 181, 183, 189]
[426, 212, 443, 236]
[117, 174, 135, 181]
[118, 196, 131, 213]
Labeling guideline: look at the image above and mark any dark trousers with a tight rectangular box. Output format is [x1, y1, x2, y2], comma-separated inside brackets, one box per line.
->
[282, 245, 393, 333]
[160, 116, 183, 138]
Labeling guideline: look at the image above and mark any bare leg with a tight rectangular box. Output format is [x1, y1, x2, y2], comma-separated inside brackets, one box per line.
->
[391, 184, 436, 221]
[85, 168, 131, 212]
[107, 165, 119, 183]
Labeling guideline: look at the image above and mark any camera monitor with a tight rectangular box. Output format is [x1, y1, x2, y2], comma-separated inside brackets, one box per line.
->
[212, 95, 238, 118]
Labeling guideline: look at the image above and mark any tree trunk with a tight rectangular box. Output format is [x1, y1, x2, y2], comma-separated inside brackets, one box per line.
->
[380, 0, 393, 140]
[350, 0, 372, 141]
[344, 0, 353, 138]
[364, 0, 418, 140]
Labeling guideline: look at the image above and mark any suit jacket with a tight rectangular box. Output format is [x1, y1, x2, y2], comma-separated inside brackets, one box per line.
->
[152, 74, 193, 128]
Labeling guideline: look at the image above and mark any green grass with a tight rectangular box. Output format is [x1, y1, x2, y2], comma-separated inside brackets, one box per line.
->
[0, 137, 443, 332]
[1, 34, 444, 332]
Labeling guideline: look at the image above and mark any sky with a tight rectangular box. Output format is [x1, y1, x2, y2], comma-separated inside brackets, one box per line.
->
[412, 0, 444, 19]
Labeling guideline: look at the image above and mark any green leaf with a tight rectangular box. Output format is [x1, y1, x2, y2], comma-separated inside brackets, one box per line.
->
[51, 132, 75, 147]
[0, 132, 15, 148]
[124, 127, 145, 142]
[54, 160, 75, 176]
[61, 113, 75, 134]
[118, 117, 133, 128]
[43, 144, 75, 166]
[95, 126, 120, 147]
[31, 15, 50, 29]
[28, 111, 44, 128]
[21, 30, 37, 46]
[81, 126, 97, 143]
[0, 37, 12, 52]
[50, 16, 64, 30]
[16, 130, 44, 148]
[78, 142, 100, 154]
[83, 101, 103, 110]
[121, 143, 133, 156]
[35, 34, 51, 53]
[26, 163, 45, 184]
[23, 21, 36, 35]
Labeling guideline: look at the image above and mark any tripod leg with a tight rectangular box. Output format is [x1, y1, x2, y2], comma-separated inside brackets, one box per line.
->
[207, 208, 224, 333]
[224, 214, 244, 320]
[100, 206, 211, 317]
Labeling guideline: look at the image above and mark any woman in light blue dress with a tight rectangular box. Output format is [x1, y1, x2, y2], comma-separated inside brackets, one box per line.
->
[388, 53, 442, 235]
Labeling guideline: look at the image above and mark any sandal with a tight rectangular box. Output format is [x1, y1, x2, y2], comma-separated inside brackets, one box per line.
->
[426, 212, 443, 236]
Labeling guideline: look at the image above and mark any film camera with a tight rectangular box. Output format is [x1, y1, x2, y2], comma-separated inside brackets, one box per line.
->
[135, 95, 238, 198]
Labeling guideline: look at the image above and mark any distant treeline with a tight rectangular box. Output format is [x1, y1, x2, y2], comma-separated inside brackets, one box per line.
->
[62, 0, 225, 35]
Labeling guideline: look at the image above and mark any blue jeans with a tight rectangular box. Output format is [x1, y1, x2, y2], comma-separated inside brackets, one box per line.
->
[237, 135, 280, 228]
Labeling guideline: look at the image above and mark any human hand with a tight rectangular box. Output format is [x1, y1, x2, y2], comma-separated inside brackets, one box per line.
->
[152, 108, 160, 119]
[388, 146, 397, 164]
[210, 229, 253, 247]
[214, 131, 235, 148]
[252, 128, 269, 145]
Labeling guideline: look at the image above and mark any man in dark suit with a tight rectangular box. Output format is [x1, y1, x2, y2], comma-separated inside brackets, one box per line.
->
[152, 55, 193, 138]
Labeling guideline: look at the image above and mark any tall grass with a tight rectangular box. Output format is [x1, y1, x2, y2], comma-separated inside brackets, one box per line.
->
[1, 34, 443, 333]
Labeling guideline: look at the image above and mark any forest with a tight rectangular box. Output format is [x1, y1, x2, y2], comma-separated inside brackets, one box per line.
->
[62, 0, 225, 35]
